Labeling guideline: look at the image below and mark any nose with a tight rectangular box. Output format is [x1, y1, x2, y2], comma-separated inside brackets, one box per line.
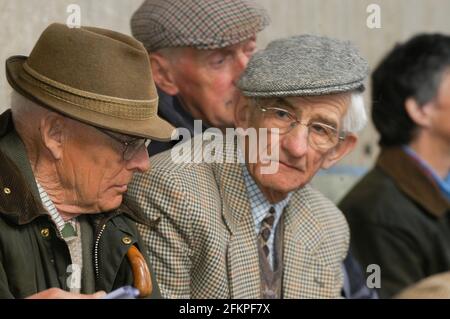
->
[281, 124, 309, 158]
[126, 145, 151, 173]
[232, 50, 250, 84]
[237, 50, 250, 71]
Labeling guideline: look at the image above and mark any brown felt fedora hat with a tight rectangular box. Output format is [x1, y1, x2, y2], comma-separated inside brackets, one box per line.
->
[5, 23, 175, 141]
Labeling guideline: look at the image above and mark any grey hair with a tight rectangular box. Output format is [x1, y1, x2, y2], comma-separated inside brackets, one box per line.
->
[342, 92, 367, 133]
[9, 91, 60, 137]
[155, 46, 184, 64]
[10, 91, 46, 120]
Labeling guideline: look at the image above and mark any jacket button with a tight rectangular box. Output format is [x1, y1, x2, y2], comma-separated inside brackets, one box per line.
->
[3, 187, 11, 195]
[122, 236, 132, 245]
[41, 228, 50, 238]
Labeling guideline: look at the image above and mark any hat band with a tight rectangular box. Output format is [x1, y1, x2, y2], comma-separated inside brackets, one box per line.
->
[20, 62, 157, 120]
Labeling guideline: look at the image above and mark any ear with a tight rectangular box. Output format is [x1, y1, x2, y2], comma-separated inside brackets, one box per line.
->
[149, 52, 179, 96]
[321, 133, 358, 169]
[234, 95, 252, 130]
[39, 113, 65, 160]
[405, 97, 433, 128]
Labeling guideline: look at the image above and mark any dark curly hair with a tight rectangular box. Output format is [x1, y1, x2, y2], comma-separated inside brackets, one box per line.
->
[371, 33, 450, 146]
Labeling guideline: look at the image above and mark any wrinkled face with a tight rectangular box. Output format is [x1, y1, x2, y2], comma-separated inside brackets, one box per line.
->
[170, 37, 257, 129]
[242, 94, 352, 201]
[60, 121, 150, 213]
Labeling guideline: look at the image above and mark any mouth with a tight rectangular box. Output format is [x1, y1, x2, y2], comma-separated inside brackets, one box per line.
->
[225, 99, 235, 108]
[113, 185, 128, 193]
[226, 91, 242, 108]
[278, 161, 304, 172]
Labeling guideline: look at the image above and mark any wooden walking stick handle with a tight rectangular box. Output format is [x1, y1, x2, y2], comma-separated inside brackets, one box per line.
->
[127, 245, 152, 297]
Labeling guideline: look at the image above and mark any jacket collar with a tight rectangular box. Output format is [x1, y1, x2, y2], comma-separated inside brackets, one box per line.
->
[157, 89, 208, 136]
[377, 147, 450, 218]
[0, 110, 150, 226]
[0, 110, 48, 225]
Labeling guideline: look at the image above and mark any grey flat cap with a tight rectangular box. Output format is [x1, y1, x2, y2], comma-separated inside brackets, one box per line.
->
[238, 34, 369, 97]
[131, 0, 270, 52]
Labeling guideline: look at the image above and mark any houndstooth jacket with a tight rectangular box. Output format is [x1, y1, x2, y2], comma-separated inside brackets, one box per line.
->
[127, 135, 349, 298]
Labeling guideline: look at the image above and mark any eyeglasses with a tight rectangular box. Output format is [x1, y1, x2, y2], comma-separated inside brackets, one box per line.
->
[258, 104, 346, 152]
[94, 127, 151, 161]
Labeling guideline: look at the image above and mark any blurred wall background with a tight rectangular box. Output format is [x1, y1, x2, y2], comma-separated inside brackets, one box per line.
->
[1, 0, 449, 203]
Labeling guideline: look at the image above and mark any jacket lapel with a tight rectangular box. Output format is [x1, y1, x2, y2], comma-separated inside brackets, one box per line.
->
[212, 142, 261, 298]
[0, 111, 48, 225]
[282, 186, 336, 298]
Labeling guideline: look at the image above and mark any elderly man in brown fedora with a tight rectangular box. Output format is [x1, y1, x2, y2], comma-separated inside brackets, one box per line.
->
[0, 23, 174, 298]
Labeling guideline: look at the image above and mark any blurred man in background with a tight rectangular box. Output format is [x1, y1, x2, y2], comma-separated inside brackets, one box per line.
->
[340, 33, 450, 298]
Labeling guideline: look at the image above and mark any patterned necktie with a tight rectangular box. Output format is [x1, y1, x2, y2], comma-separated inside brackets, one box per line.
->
[259, 207, 276, 261]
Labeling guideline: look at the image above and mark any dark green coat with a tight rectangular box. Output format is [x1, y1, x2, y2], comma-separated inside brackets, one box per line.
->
[0, 110, 160, 298]
[339, 147, 450, 298]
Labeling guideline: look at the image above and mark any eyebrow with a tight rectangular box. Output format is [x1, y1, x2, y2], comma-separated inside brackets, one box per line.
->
[311, 115, 338, 129]
[202, 50, 231, 65]
[203, 48, 228, 58]
[275, 98, 339, 128]
[274, 98, 296, 111]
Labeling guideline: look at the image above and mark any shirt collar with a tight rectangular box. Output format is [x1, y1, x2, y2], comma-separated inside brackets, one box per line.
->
[35, 180, 78, 237]
[403, 145, 450, 200]
[157, 89, 209, 136]
[238, 147, 293, 233]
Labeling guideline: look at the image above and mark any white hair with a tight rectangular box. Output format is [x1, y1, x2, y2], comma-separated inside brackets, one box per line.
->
[156, 47, 184, 64]
[11, 90, 37, 111]
[341, 92, 367, 133]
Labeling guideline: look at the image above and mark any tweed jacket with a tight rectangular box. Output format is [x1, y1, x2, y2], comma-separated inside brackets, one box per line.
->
[127, 135, 349, 298]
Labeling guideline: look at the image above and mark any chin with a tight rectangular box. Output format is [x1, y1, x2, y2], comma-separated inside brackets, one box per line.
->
[274, 181, 305, 194]
[98, 195, 123, 212]
[209, 116, 234, 129]
[259, 173, 306, 194]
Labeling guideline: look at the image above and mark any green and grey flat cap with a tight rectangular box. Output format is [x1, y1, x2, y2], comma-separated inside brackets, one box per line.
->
[238, 34, 369, 97]
[131, 0, 270, 52]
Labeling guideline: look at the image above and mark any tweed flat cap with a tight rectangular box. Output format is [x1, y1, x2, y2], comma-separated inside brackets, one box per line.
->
[130, 0, 270, 52]
[238, 34, 369, 97]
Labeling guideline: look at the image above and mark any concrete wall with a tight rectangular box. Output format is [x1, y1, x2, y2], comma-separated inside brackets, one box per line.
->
[1, 0, 449, 202]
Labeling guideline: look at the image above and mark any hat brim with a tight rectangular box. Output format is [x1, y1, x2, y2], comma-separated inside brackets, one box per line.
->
[6, 56, 176, 142]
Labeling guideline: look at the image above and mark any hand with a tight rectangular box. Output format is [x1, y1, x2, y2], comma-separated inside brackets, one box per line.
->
[26, 288, 106, 299]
